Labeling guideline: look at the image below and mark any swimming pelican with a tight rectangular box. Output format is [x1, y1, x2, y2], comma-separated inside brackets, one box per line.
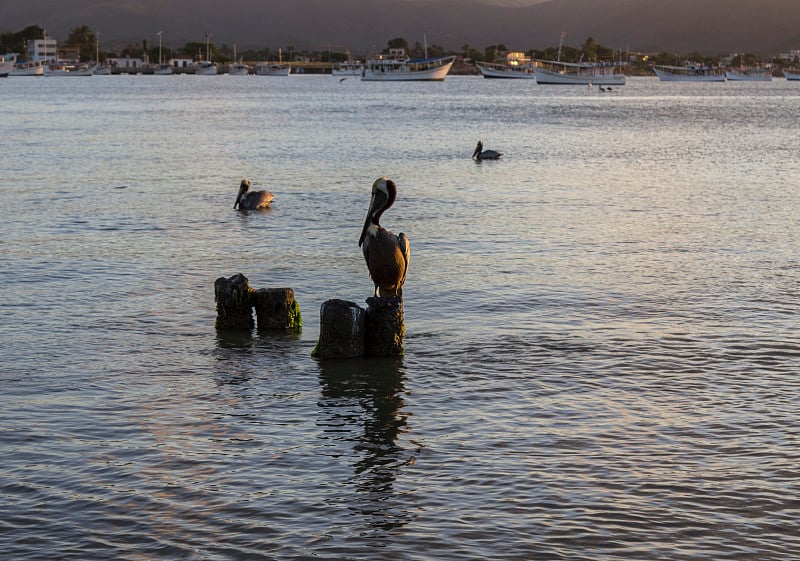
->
[472, 140, 502, 160]
[358, 177, 410, 298]
[233, 178, 274, 210]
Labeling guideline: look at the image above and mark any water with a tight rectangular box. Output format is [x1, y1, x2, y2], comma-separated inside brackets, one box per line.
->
[1, 75, 798, 560]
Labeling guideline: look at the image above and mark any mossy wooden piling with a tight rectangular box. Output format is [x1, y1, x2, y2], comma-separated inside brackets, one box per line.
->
[313, 299, 366, 359]
[215, 274, 301, 331]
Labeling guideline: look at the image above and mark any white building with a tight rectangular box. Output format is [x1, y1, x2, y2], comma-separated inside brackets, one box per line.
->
[27, 35, 57, 63]
[107, 56, 144, 69]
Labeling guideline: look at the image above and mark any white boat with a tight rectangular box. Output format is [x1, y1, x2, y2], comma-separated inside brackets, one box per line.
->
[256, 62, 290, 76]
[229, 61, 249, 75]
[361, 49, 455, 81]
[782, 68, 800, 80]
[9, 60, 45, 76]
[153, 31, 174, 75]
[0, 53, 17, 77]
[228, 44, 249, 75]
[256, 48, 290, 76]
[653, 64, 726, 82]
[93, 65, 111, 75]
[195, 60, 218, 75]
[331, 61, 363, 76]
[195, 32, 218, 75]
[533, 59, 626, 85]
[47, 63, 96, 76]
[725, 67, 772, 81]
[476, 61, 536, 79]
[153, 63, 174, 75]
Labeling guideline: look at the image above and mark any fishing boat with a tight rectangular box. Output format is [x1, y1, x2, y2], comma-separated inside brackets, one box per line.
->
[476, 61, 536, 79]
[725, 67, 773, 81]
[256, 62, 290, 76]
[195, 32, 218, 75]
[228, 45, 249, 75]
[0, 53, 17, 77]
[653, 64, 726, 82]
[9, 60, 45, 76]
[153, 31, 174, 75]
[361, 48, 454, 81]
[331, 60, 363, 76]
[533, 59, 626, 85]
[47, 63, 96, 76]
[782, 68, 800, 80]
[256, 48, 290, 76]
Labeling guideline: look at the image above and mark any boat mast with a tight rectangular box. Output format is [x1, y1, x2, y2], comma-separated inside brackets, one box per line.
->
[205, 31, 211, 61]
[557, 31, 566, 62]
[157, 31, 163, 65]
[424, 34, 428, 59]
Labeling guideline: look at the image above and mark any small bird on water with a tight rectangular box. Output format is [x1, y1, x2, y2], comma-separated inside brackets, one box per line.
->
[358, 177, 410, 298]
[472, 140, 502, 160]
[233, 178, 274, 210]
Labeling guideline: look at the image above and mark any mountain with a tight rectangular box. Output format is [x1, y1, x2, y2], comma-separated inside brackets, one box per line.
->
[2, 0, 799, 56]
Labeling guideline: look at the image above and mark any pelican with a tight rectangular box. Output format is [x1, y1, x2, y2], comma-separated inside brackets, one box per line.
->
[233, 178, 274, 210]
[358, 177, 410, 298]
[472, 140, 502, 160]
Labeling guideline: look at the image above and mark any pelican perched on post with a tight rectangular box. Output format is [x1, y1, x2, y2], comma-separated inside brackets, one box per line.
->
[233, 178, 274, 210]
[358, 177, 410, 298]
[472, 140, 502, 160]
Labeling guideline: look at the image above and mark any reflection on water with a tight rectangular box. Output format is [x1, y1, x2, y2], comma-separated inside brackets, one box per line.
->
[317, 357, 415, 533]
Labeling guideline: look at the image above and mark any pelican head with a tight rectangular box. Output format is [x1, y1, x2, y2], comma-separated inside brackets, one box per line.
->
[234, 178, 274, 210]
[472, 139, 502, 160]
[359, 177, 410, 298]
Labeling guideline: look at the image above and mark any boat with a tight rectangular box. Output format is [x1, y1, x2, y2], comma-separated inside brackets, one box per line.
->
[46, 63, 96, 76]
[195, 32, 218, 75]
[93, 65, 111, 75]
[725, 67, 773, 81]
[9, 60, 45, 76]
[229, 44, 249, 75]
[653, 64, 726, 82]
[153, 31, 174, 75]
[331, 60, 363, 76]
[361, 48, 455, 81]
[476, 60, 536, 79]
[256, 48, 290, 76]
[533, 59, 626, 85]
[0, 53, 17, 77]
[256, 62, 290, 76]
[782, 68, 800, 80]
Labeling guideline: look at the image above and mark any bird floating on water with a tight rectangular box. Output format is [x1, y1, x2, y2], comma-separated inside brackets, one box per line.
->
[472, 140, 502, 160]
[358, 177, 410, 298]
[233, 178, 274, 210]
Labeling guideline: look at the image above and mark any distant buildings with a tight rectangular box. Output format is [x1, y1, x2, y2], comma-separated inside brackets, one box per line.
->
[27, 34, 57, 63]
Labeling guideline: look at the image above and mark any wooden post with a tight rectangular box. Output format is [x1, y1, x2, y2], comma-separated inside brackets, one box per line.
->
[253, 288, 302, 331]
[313, 299, 365, 359]
[214, 273, 254, 329]
[364, 297, 405, 356]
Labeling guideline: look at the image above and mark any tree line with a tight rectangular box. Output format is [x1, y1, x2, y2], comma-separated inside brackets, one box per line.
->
[2, 25, 796, 70]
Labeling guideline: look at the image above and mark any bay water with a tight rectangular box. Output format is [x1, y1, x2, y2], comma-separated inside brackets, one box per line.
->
[1, 74, 798, 560]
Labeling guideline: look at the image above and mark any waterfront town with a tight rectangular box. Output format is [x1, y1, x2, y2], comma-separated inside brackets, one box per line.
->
[3, 23, 800, 79]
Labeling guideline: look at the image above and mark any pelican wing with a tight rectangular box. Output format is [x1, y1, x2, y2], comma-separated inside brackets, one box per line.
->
[398, 232, 410, 289]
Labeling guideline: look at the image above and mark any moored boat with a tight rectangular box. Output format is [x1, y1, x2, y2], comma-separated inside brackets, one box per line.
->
[782, 67, 800, 80]
[361, 48, 454, 81]
[0, 53, 17, 77]
[725, 67, 773, 81]
[9, 60, 45, 76]
[47, 63, 96, 76]
[256, 62, 290, 76]
[476, 61, 536, 79]
[653, 64, 726, 82]
[331, 61, 363, 76]
[195, 32, 218, 75]
[533, 59, 626, 85]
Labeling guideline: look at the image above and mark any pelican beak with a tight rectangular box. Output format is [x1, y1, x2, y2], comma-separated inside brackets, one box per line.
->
[472, 142, 481, 159]
[359, 191, 377, 247]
